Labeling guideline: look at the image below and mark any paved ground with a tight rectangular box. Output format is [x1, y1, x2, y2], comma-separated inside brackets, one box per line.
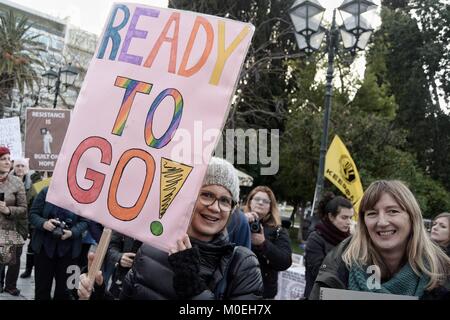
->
[0, 240, 34, 300]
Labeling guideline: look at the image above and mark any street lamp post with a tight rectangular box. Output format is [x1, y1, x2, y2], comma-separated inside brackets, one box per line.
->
[289, 0, 377, 213]
[42, 63, 78, 108]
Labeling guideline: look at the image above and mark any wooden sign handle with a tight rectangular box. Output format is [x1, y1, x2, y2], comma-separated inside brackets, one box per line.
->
[87, 227, 112, 289]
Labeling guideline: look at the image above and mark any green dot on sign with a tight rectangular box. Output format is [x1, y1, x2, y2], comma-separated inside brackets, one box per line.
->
[150, 221, 163, 236]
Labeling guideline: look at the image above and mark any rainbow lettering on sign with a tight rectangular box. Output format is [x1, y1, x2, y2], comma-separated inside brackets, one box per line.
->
[112, 76, 153, 136]
[97, 4, 252, 86]
[144, 88, 183, 149]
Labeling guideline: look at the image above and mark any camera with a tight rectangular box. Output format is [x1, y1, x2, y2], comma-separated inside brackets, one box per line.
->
[249, 219, 262, 233]
[51, 218, 72, 238]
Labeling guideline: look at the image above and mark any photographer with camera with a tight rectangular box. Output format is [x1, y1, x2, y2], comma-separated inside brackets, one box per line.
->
[29, 186, 88, 300]
[244, 186, 292, 299]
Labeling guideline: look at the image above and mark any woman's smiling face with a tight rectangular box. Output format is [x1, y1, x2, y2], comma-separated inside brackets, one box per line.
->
[188, 185, 233, 242]
[364, 192, 412, 256]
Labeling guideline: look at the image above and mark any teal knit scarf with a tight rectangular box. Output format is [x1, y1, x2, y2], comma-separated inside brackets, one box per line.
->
[348, 263, 429, 297]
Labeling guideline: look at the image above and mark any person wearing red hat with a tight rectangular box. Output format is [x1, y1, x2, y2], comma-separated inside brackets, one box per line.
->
[0, 147, 28, 296]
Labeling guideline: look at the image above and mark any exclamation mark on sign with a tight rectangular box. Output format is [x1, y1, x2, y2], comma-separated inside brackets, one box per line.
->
[150, 158, 193, 236]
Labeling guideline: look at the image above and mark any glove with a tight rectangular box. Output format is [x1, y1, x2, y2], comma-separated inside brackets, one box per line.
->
[168, 247, 208, 299]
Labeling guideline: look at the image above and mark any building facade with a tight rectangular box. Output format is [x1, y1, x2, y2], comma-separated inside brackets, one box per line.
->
[0, 0, 97, 117]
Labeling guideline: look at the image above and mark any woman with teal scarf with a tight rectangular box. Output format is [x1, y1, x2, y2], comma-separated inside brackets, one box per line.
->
[310, 180, 450, 300]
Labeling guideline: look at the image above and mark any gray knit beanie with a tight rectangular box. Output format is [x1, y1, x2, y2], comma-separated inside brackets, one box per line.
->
[202, 157, 240, 203]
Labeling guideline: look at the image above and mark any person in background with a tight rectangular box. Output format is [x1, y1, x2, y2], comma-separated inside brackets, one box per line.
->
[244, 186, 292, 299]
[430, 212, 450, 257]
[106, 231, 142, 299]
[18, 171, 44, 279]
[227, 207, 251, 249]
[78, 157, 263, 300]
[303, 192, 353, 299]
[8, 158, 34, 279]
[78, 220, 103, 270]
[29, 186, 88, 300]
[0, 147, 27, 296]
[310, 180, 450, 300]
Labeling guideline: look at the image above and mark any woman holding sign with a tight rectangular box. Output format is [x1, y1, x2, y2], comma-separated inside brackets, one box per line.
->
[310, 180, 450, 300]
[79, 157, 263, 300]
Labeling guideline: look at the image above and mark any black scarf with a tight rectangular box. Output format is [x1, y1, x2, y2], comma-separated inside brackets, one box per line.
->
[315, 218, 350, 246]
[190, 234, 234, 287]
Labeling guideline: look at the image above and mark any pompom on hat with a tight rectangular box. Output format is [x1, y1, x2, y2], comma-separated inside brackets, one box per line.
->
[202, 157, 240, 203]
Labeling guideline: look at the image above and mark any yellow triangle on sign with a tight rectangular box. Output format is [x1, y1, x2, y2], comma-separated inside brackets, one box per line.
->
[159, 158, 193, 218]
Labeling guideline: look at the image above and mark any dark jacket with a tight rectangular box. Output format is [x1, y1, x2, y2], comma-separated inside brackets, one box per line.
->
[116, 233, 263, 300]
[252, 225, 292, 298]
[107, 230, 143, 298]
[303, 230, 336, 299]
[227, 208, 251, 249]
[310, 238, 450, 300]
[107, 231, 142, 267]
[29, 187, 88, 259]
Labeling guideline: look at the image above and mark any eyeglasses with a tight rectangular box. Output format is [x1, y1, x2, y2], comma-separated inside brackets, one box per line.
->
[252, 197, 271, 205]
[198, 191, 235, 212]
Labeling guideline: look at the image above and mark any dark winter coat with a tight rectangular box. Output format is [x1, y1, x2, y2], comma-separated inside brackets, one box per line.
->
[309, 238, 450, 300]
[303, 230, 336, 299]
[227, 208, 251, 249]
[106, 230, 143, 298]
[107, 231, 142, 267]
[109, 233, 263, 300]
[29, 187, 88, 259]
[252, 225, 292, 298]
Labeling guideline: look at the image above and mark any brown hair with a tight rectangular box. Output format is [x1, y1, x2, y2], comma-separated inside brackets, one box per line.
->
[244, 186, 281, 227]
[318, 191, 353, 221]
[433, 212, 450, 247]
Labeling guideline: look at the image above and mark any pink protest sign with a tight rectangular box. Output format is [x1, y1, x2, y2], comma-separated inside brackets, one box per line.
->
[46, 3, 254, 251]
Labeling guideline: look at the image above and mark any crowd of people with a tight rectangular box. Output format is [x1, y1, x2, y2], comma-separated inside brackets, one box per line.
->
[0, 145, 449, 300]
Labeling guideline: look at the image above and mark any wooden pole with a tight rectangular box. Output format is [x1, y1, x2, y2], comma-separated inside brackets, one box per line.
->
[87, 228, 112, 289]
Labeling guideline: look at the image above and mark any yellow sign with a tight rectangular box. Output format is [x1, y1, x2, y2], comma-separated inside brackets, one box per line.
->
[31, 177, 51, 196]
[325, 135, 363, 215]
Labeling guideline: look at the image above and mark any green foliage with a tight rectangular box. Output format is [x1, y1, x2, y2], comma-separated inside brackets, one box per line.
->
[168, 1, 450, 217]
[169, 0, 298, 132]
[352, 72, 396, 119]
[0, 10, 43, 117]
[411, 0, 450, 103]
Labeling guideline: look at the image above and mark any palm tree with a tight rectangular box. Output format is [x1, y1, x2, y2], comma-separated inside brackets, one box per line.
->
[0, 10, 43, 118]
